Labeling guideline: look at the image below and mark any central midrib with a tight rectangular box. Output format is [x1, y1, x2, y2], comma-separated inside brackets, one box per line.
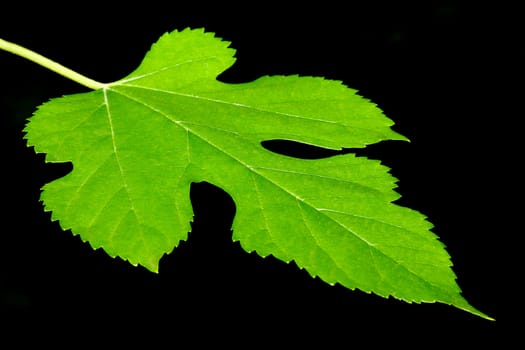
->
[108, 84, 451, 298]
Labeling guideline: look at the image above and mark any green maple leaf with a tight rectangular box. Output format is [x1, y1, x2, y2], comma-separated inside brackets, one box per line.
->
[5, 28, 491, 319]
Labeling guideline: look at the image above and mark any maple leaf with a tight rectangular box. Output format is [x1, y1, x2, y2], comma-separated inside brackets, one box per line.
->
[11, 28, 491, 319]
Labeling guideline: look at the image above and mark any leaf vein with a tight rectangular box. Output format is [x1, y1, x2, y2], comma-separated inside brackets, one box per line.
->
[118, 84, 341, 125]
[115, 56, 219, 84]
[318, 208, 432, 240]
[295, 198, 358, 285]
[62, 153, 115, 214]
[253, 166, 388, 198]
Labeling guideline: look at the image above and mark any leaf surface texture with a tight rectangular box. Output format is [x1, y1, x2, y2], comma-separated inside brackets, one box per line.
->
[24, 28, 488, 319]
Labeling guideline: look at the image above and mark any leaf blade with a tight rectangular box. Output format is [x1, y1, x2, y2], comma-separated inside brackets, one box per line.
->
[23, 28, 492, 319]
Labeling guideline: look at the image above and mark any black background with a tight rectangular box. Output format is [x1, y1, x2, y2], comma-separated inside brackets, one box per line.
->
[1, 1, 512, 346]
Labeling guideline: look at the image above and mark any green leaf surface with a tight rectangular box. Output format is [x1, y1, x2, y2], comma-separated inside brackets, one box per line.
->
[23, 28, 491, 319]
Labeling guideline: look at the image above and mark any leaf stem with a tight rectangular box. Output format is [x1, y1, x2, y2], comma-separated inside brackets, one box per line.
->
[0, 37, 106, 90]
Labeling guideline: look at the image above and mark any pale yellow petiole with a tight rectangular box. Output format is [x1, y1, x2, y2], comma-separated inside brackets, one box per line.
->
[0, 37, 106, 90]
